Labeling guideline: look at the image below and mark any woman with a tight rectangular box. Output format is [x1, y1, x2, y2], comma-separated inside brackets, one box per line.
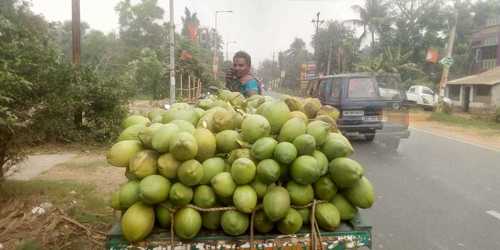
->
[226, 51, 261, 97]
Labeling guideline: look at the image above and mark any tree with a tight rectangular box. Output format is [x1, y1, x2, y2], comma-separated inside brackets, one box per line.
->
[126, 48, 166, 100]
[257, 59, 280, 85]
[0, 0, 130, 179]
[356, 47, 426, 82]
[115, 0, 167, 60]
[279, 38, 312, 88]
[312, 21, 360, 74]
[181, 7, 200, 40]
[349, 0, 391, 50]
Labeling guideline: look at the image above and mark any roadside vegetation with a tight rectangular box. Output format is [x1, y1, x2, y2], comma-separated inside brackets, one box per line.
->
[430, 111, 500, 132]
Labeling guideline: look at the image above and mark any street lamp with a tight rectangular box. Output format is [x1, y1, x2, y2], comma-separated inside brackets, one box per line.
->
[213, 10, 233, 78]
[226, 41, 237, 61]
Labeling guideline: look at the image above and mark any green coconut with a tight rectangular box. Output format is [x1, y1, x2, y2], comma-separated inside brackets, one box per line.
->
[157, 153, 181, 180]
[233, 185, 258, 213]
[138, 174, 171, 205]
[210, 172, 236, 198]
[221, 210, 249, 236]
[118, 124, 146, 141]
[290, 155, 320, 185]
[240, 114, 271, 143]
[121, 202, 154, 242]
[231, 158, 257, 185]
[215, 130, 241, 153]
[293, 134, 316, 156]
[321, 133, 354, 160]
[170, 120, 195, 133]
[128, 150, 159, 179]
[273, 142, 298, 165]
[278, 117, 307, 142]
[169, 132, 198, 161]
[257, 101, 290, 134]
[251, 137, 277, 160]
[289, 111, 309, 124]
[107, 140, 143, 168]
[256, 159, 281, 184]
[306, 120, 330, 146]
[317, 105, 340, 120]
[193, 185, 217, 208]
[193, 128, 217, 162]
[138, 123, 165, 149]
[168, 182, 193, 206]
[200, 157, 226, 184]
[151, 123, 180, 153]
[177, 159, 204, 186]
[122, 115, 150, 129]
[303, 98, 321, 118]
[174, 207, 202, 239]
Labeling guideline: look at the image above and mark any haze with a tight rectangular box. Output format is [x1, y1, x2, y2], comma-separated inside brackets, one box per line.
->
[30, 0, 362, 64]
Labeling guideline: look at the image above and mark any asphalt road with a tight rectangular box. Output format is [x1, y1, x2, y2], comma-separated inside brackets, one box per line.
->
[351, 129, 500, 250]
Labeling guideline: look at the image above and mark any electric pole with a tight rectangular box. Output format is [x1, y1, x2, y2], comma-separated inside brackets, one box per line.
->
[326, 41, 333, 75]
[71, 0, 81, 65]
[169, 0, 176, 104]
[438, 8, 459, 96]
[312, 12, 324, 74]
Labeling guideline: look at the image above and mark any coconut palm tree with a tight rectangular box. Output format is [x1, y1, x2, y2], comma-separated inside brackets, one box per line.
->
[348, 0, 390, 50]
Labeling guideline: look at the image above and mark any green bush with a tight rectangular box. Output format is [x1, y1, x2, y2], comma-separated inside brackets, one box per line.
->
[0, 0, 130, 179]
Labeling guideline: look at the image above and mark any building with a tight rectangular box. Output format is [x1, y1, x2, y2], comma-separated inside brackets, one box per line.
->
[445, 67, 500, 112]
[471, 17, 500, 73]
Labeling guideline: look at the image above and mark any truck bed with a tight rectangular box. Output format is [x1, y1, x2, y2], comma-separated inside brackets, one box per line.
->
[106, 213, 372, 250]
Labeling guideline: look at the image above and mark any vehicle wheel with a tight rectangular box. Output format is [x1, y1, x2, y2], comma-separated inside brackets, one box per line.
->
[423, 106, 434, 111]
[364, 134, 375, 142]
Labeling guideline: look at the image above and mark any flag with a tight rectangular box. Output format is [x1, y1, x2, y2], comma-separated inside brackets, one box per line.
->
[426, 48, 439, 63]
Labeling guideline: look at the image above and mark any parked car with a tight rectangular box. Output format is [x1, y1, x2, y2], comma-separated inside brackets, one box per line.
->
[406, 85, 437, 110]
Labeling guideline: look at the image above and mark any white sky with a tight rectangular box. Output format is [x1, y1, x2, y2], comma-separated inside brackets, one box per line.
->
[30, 0, 362, 65]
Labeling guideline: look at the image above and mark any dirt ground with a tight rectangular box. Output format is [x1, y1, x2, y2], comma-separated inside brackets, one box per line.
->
[34, 153, 127, 194]
[409, 111, 500, 151]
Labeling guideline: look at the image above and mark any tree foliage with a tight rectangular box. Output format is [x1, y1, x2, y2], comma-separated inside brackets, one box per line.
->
[0, 0, 130, 178]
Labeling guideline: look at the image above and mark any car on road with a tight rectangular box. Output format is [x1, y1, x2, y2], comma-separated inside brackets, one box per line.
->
[406, 85, 437, 110]
[309, 73, 410, 147]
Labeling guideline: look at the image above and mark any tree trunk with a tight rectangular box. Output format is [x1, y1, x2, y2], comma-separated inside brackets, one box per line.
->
[371, 31, 375, 51]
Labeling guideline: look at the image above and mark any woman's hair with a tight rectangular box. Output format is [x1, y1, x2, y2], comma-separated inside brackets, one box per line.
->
[233, 51, 251, 66]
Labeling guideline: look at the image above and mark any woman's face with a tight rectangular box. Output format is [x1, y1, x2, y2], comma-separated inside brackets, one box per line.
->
[233, 57, 250, 78]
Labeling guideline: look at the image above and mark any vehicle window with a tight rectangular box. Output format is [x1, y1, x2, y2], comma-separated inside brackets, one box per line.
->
[408, 87, 416, 93]
[348, 78, 377, 98]
[422, 88, 434, 95]
[331, 78, 342, 99]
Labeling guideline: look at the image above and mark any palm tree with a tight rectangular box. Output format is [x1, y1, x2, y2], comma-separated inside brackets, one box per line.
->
[348, 0, 390, 50]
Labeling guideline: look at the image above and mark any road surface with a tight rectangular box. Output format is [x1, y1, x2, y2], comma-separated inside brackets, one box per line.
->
[352, 128, 500, 250]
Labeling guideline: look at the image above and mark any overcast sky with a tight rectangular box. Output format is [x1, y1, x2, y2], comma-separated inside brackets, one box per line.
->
[31, 0, 362, 65]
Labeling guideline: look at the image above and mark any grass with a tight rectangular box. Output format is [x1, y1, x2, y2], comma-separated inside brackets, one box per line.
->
[430, 112, 500, 132]
[0, 179, 114, 225]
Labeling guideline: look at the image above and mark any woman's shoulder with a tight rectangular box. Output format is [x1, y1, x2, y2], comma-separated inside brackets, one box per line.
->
[240, 74, 254, 83]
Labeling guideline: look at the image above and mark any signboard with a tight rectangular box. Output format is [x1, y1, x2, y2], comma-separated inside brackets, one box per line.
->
[439, 56, 454, 67]
[300, 63, 316, 80]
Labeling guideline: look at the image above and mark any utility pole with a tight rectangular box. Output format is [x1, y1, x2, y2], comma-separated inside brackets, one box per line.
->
[213, 10, 233, 79]
[438, 9, 459, 96]
[326, 41, 333, 75]
[312, 12, 324, 74]
[169, 0, 176, 104]
[71, 0, 81, 65]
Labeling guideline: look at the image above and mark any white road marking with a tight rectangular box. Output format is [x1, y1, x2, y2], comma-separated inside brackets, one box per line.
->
[486, 210, 500, 221]
[409, 127, 500, 153]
